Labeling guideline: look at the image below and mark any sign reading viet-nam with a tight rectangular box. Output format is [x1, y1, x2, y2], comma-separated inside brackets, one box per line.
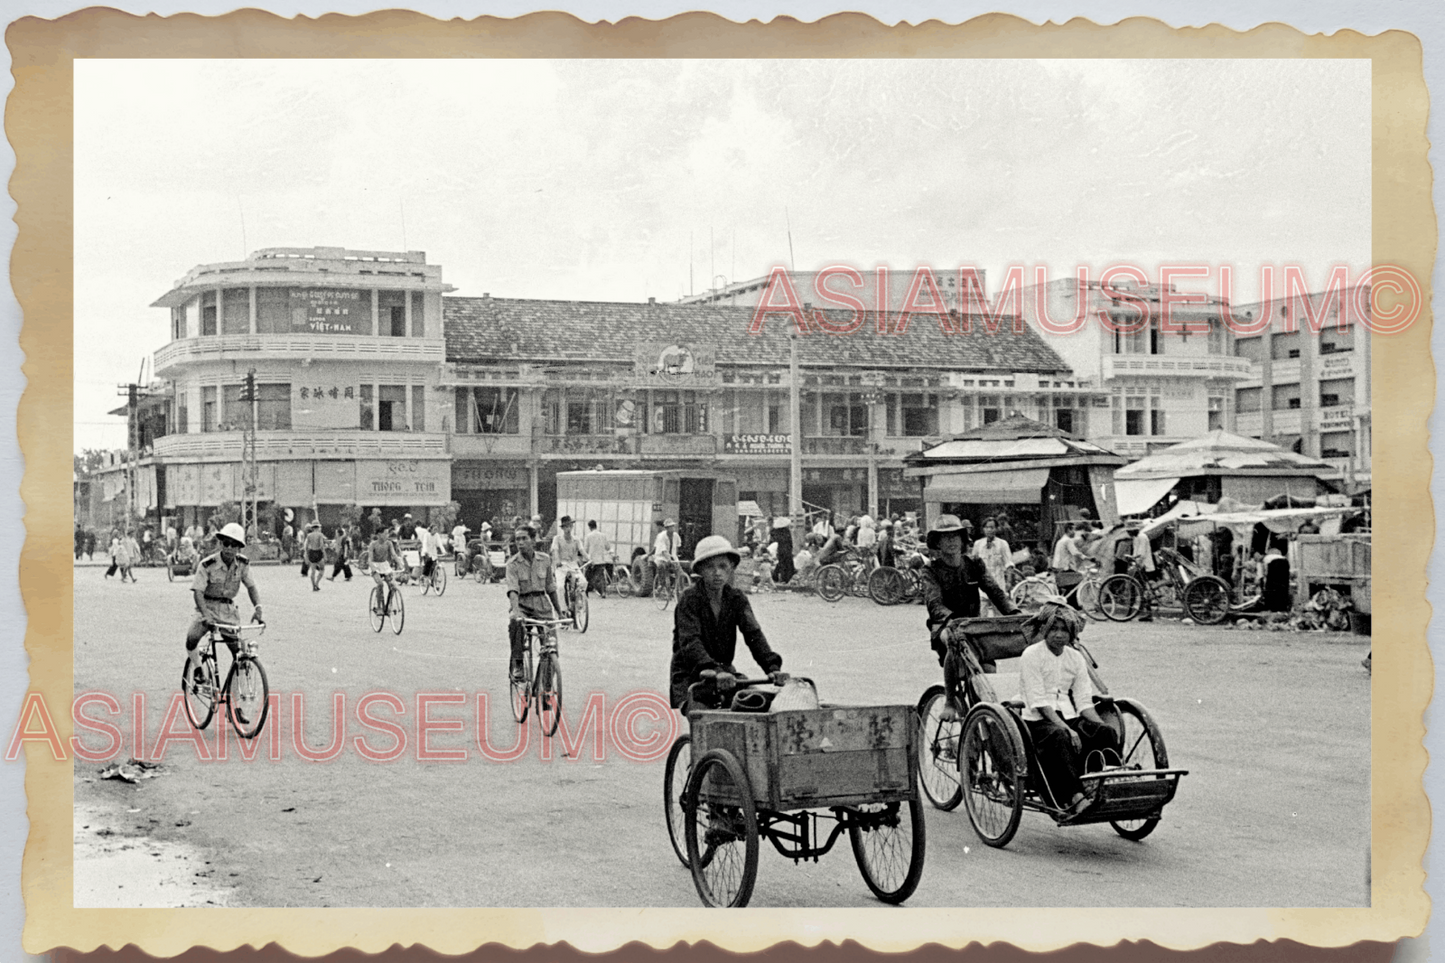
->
[633, 342, 717, 386]
[290, 288, 366, 334]
[725, 433, 792, 454]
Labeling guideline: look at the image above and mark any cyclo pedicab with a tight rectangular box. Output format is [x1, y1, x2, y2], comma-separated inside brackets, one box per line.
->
[664, 670, 926, 907]
[916, 612, 1187, 848]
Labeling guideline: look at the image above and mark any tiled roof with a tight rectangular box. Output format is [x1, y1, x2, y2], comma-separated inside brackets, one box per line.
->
[443, 297, 1071, 373]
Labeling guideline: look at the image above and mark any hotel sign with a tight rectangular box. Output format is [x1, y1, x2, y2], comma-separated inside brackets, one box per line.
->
[290, 288, 365, 334]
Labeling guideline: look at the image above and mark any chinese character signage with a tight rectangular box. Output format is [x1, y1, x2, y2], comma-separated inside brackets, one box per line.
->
[724, 433, 792, 455]
[292, 382, 360, 430]
[290, 288, 365, 334]
[633, 342, 718, 386]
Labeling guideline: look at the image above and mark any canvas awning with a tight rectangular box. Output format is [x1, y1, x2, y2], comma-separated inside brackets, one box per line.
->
[924, 468, 1049, 504]
[1114, 476, 1180, 516]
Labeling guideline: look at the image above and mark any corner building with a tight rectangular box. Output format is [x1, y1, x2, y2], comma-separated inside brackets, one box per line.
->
[148, 247, 455, 530]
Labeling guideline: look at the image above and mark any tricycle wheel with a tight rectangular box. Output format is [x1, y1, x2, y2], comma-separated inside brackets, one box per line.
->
[849, 797, 926, 904]
[915, 686, 962, 811]
[961, 703, 1027, 848]
[1109, 698, 1168, 841]
[1182, 575, 1231, 625]
[683, 748, 758, 907]
[1098, 575, 1144, 621]
[815, 564, 847, 602]
[663, 735, 692, 867]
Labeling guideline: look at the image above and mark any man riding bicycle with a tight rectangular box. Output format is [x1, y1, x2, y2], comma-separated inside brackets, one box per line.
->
[506, 524, 565, 683]
[366, 527, 404, 598]
[919, 514, 1017, 722]
[549, 515, 589, 612]
[652, 517, 682, 591]
[184, 522, 264, 682]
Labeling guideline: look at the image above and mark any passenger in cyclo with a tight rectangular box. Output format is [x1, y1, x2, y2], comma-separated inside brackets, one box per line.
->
[919, 514, 1017, 721]
[506, 524, 564, 683]
[669, 536, 789, 715]
[184, 523, 264, 683]
[1018, 598, 1121, 815]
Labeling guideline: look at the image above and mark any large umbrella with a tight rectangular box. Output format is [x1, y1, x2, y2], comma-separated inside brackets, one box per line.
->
[1114, 430, 1338, 515]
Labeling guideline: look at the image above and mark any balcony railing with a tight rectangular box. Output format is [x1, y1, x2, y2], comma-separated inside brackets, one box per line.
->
[538, 434, 638, 456]
[152, 431, 447, 460]
[155, 335, 446, 372]
[1103, 355, 1254, 380]
[450, 433, 534, 458]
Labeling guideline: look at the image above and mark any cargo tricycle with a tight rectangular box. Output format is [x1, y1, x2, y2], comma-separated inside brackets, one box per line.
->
[664, 672, 925, 907]
[916, 615, 1187, 849]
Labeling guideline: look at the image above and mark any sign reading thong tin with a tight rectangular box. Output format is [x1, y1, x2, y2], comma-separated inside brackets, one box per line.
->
[290, 288, 366, 334]
[632, 342, 718, 386]
[725, 433, 792, 454]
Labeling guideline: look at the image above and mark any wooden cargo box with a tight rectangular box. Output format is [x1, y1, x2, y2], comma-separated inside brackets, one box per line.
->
[690, 704, 918, 811]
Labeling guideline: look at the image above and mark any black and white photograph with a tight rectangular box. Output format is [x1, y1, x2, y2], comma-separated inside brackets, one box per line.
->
[62, 50, 1386, 924]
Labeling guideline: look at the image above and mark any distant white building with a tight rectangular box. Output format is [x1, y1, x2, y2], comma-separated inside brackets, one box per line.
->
[1021, 277, 1254, 460]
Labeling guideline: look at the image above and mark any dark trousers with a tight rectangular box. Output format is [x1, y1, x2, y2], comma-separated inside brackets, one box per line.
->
[331, 559, 352, 580]
[508, 600, 552, 673]
[1027, 715, 1119, 807]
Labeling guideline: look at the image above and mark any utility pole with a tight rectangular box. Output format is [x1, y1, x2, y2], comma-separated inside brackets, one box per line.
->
[789, 333, 803, 527]
[115, 378, 152, 535]
[241, 369, 258, 538]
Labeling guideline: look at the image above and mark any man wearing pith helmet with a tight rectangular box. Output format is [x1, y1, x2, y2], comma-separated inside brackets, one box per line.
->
[669, 535, 787, 713]
[184, 522, 264, 681]
[920, 514, 1016, 720]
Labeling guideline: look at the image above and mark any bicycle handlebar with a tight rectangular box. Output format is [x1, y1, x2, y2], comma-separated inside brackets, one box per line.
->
[520, 617, 571, 628]
[206, 621, 266, 634]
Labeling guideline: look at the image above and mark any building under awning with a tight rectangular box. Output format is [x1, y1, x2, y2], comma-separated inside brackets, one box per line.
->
[924, 468, 1050, 504]
[1114, 476, 1180, 516]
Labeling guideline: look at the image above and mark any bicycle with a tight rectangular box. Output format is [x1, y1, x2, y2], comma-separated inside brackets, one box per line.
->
[182, 621, 270, 740]
[653, 560, 681, 611]
[422, 559, 447, 597]
[816, 548, 876, 603]
[561, 566, 589, 633]
[369, 574, 406, 635]
[512, 617, 570, 737]
[1010, 566, 1105, 620]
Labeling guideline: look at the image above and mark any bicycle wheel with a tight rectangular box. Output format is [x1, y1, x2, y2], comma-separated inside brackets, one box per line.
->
[369, 585, 386, 633]
[432, 566, 447, 597]
[849, 797, 926, 904]
[511, 641, 532, 724]
[1098, 575, 1144, 622]
[227, 657, 270, 740]
[1109, 698, 1169, 841]
[844, 563, 869, 598]
[1076, 576, 1105, 621]
[866, 566, 897, 605]
[181, 657, 217, 730]
[683, 749, 759, 908]
[1183, 575, 1231, 625]
[1010, 578, 1053, 614]
[572, 580, 589, 633]
[960, 703, 1027, 848]
[915, 686, 963, 811]
[815, 564, 847, 603]
[653, 571, 674, 610]
[614, 569, 634, 597]
[388, 586, 405, 635]
[475, 559, 486, 583]
[663, 735, 693, 867]
[535, 653, 563, 737]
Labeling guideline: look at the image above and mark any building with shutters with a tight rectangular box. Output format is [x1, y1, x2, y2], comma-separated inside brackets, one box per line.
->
[1227, 286, 1371, 479]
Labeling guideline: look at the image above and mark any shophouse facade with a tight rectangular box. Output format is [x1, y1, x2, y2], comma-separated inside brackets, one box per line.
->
[444, 295, 1098, 528]
[1227, 286, 1371, 478]
[1021, 277, 1255, 460]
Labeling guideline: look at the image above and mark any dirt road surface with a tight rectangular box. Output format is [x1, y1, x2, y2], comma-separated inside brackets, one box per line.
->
[73, 561, 1370, 908]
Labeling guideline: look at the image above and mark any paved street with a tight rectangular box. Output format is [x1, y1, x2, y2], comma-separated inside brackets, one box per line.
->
[72, 559, 1370, 908]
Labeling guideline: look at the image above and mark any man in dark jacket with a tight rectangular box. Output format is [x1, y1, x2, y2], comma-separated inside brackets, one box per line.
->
[669, 536, 787, 711]
[920, 514, 1017, 720]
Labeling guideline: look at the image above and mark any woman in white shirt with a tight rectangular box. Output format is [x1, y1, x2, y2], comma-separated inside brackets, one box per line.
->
[971, 517, 1014, 613]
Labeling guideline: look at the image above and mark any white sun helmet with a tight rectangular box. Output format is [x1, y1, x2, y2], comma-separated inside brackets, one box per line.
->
[219, 522, 246, 547]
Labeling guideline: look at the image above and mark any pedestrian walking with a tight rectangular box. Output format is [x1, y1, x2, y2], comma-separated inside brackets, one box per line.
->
[104, 533, 120, 578]
[770, 516, 796, 585]
[119, 531, 141, 582]
[302, 522, 327, 591]
[328, 526, 354, 582]
[84, 530, 96, 560]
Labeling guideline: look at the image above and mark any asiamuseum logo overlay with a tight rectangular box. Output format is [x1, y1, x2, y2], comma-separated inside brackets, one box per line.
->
[6, 690, 677, 765]
[742, 264, 1420, 337]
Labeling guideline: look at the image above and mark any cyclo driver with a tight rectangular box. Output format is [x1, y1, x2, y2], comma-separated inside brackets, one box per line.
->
[919, 514, 1017, 721]
[184, 522, 263, 682]
[669, 536, 788, 714]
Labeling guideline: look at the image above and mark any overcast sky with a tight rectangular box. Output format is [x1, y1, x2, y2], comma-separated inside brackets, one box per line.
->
[73, 57, 1371, 450]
